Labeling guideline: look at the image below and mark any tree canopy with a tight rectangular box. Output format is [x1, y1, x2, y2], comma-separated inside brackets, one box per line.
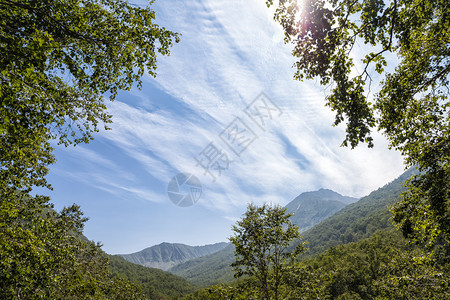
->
[0, 187, 147, 299]
[0, 0, 179, 191]
[0, 0, 179, 297]
[230, 204, 306, 300]
[267, 0, 449, 248]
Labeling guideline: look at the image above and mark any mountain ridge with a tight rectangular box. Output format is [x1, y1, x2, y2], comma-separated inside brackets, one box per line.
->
[167, 169, 415, 287]
[285, 188, 358, 232]
[168, 188, 361, 286]
[118, 241, 228, 271]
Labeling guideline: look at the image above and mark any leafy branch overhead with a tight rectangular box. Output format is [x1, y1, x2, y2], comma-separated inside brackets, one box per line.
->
[0, 0, 180, 190]
[268, 0, 448, 150]
[267, 0, 449, 248]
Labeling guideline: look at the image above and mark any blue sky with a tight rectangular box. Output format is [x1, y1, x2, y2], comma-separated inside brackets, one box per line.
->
[42, 0, 405, 254]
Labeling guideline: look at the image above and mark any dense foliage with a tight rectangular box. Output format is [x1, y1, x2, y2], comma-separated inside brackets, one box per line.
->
[0, 187, 146, 299]
[0, 0, 179, 298]
[303, 229, 449, 299]
[0, 0, 179, 191]
[267, 0, 449, 248]
[183, 229, 449, 299]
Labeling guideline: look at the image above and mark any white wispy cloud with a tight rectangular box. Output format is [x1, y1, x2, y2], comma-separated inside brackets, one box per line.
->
[52, 0, 406, 251]
[54, 168, 164, 204]
[80, 0, 405, 211]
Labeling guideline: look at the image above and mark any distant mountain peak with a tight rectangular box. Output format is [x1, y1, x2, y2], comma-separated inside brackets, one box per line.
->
[318, 188, 333, 191]
[296, 188, 358, 204]
[285, 188, 358, 232]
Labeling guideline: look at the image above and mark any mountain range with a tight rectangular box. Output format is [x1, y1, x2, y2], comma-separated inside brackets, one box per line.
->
[118, 242, 228, 271]
[119, 188, 358, 274]
[113, 168, 416, 291]
[165, 168, 415, 287]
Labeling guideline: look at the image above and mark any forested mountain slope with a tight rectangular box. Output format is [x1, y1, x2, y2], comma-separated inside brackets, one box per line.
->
[167, 243, 236, 287]
[299, 167, 417, 257]
[169, 168, 416, 287]
[183, 228, 449, 299]
[108, 255, 197, 299]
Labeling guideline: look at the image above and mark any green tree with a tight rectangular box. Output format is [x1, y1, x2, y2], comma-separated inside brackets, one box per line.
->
[266, 0, 449, 247]
[299, 229, 449, 299]
[0, 184, 146, 299]
[0, 0, 178, 297]
[374, 249, 450, 300]
[229, 204, 307, 300]
[0, 0, 179, 191]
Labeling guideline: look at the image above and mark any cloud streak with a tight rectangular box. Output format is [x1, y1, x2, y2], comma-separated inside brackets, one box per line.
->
[93, 0, 404, 207]
[48, 0, 406, 253]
